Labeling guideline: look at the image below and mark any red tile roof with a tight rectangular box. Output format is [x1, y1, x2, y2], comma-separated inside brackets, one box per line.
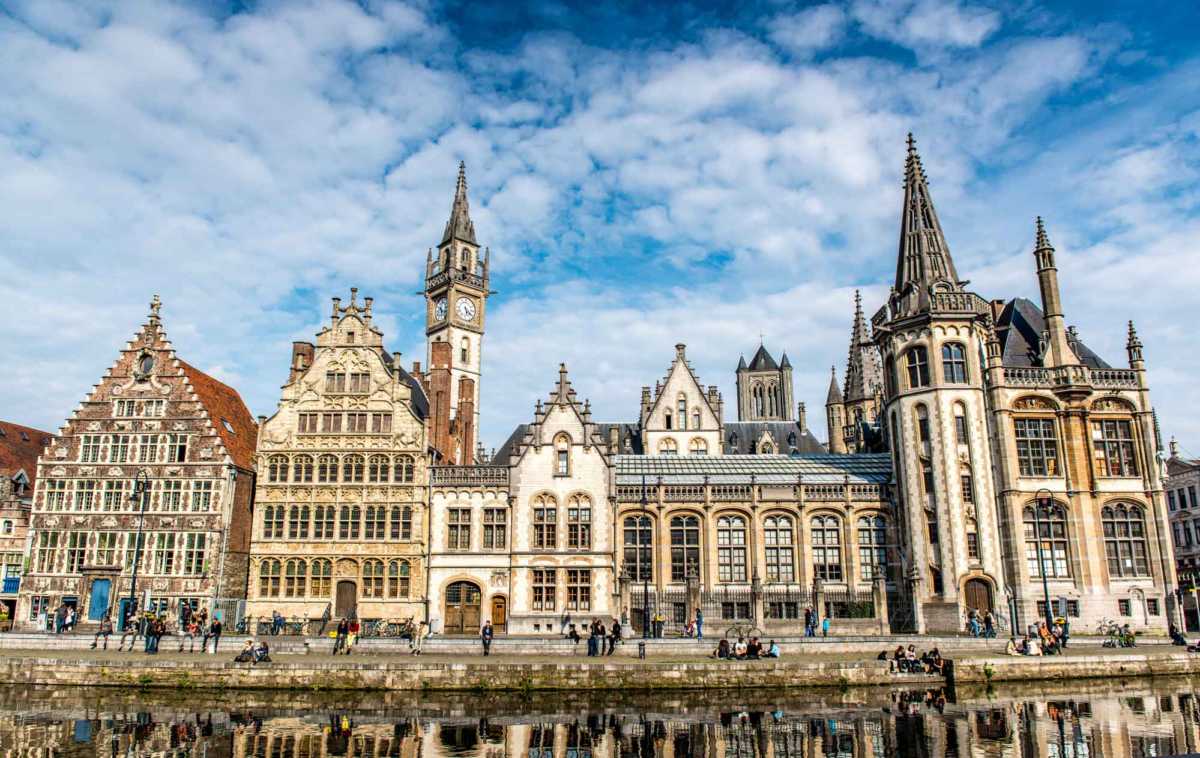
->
[178, 361, 258, 471]
[0, 420, 53, 487]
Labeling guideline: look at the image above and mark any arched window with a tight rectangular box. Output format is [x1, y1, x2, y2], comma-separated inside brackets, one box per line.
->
[764, 515, 795, 582]
[533, 494, 557, 549]
[388, 560, 410, 598]
[284, 559, 307, 597]
[942, 343, 968, 384]
[1103, 504, 1149, 577]
[362, 559, 384, 598]
[670, 515, 701, 582]
[689, 438, 708, 456]
[857, 516, 888, 581]
[311, 559, 332, 598]
[288, 505, 310, 539]
[953, 403, 968, 445]
[317, 455, 338, 483]
[915, 405, 931, 446]
[460, 337, 469, 364]
[567, 494, 592, 549]
[267, 455, 288, 483]
[717, 515, 748, 582]
[1024, 503, 1070, 578]
[293, 455, 314, 483]
[458, 248, 469, 270]
[811, 516, 843, 581]
[760, 441, 775, 454]
[338, 505, 361, 540]
[623, 515, 653, 582]
[365, 505, 386, 539]
[658, 438, 678, 456]
[263, 505, 284, 539]
[692, 409, 701, 429]
[753, 384, 764, 417]
[394, 455, 414, 483]
[905, 346, 930, 388]
[554, 434, 571, 477]
[259, 559, 281, 598]
[677, 395, 688, 430]
[368, 455, 389, 483]
[884, 357, 897, 397]
[314, 505, 335, 539]
[343, 455, 364, 483]
[960, 465, 975, 504]
[389, 506, 412, 540]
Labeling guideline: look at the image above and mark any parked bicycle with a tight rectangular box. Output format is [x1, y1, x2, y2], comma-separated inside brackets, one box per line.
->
[359, 617, 415, 639]
[724, 623, 764, 640]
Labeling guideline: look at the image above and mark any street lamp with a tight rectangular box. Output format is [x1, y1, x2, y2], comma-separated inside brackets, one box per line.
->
[1032, 488, 1056, 632]
[125, 470, 151, 629]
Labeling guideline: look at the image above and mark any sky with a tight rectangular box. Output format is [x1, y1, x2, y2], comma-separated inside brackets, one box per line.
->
[2, 0, 1199, 456]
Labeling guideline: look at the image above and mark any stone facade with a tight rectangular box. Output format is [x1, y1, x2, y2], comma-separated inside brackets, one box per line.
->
[0, 421, 53, 624]
[1166, 439, 1200, 628]
[17, 297, 257, 630]
[246, 290, 428, 624]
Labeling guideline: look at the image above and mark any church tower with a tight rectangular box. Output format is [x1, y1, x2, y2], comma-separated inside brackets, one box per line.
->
[841, 290, 884, 453]
[735, 344, 794, 422]
[425, 162, 489, 463]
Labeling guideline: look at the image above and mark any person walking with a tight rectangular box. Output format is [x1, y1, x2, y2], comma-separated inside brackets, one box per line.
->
[608, 619, 622, 655]
[411, 620, 427, 655]
[203, 617, 223, 654]
[984, 610, 996, 639]
[585, 620, 596, 657]
[90, 612, 113, 650]
[481, 620, 494, 656]
[347, 617, 360, 654]
[695, 609, 704, 640]
[804, 606, 815, 637]
[333, 617, 350, 655]
[821, 616, 831, 638]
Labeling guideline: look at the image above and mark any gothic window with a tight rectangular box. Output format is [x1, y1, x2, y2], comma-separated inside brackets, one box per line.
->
[623, 516, 653, 582]
[677, 395, 688, 430]
[1014, 418, 1060, 476]
[554, 434, 571, 476]
[1103, 504, 1149, 577]
[716, 515, 748, 582]
[259, 559, 281, 598]
[388, 560, 410, 598]
[533, 495, 558, 550]
[394, 455, 415, 483]
[314, 505, 335, 539]
[183, 534, 206, 576]
[941, 343, 968, 384]
[954, 403, 969, 445]
[857, 516, 888, 581]
[287, 505, 310, 539]
[658, 438, 678, 456]
[905, 346, 930, 389]
[343, 455, 364, 483]
[915, 405, 931, 446]
[670, 515, 701, 582]
[1092, 420, 1138, 477]
[885, 357, 897, 397]
[447, 508, 471, 551]
[311, 559, 332, 598]
[567, 495, 592, 550]
[1024, 503, 1070, 578]
[926, 510, 940, 551]
[692, 409, 701, 429]
[268, 455, 288, 483]
[760, 441, 775, 454]
[753, 384, 764, 417]
[364, 505, 386, 540]
[960, 467, 975, 504]
[262, 505, 284, 539]
[317, 455, 338, 483]
[284, 559, 306, 598]
[362, 559, 384, 598]
[758, 515, 793, 583]
[811, 516, 843, 582]
[368, 455, 388, 483]
[294, 455, 314, 483]
[338, 505, 361, 540]
[689, 438, 708, 456]
[483, 507, 506, 549]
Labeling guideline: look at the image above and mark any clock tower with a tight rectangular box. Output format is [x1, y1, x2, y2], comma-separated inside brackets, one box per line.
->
[425, 162, 489, 461]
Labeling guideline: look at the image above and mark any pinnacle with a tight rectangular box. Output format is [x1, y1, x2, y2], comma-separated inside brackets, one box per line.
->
[1035, 216, 1052, 250]
[440, 160, 477, 247]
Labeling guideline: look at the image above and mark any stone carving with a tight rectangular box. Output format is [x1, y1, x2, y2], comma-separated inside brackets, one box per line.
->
[1014, 396, 1055, 411]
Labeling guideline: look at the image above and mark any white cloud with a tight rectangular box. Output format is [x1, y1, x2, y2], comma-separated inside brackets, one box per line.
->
[768, 5, 848, 57]
[852, 0, 1001, 50]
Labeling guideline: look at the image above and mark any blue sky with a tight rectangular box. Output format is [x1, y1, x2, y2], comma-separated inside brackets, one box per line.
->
[2, 0, 1199, 456]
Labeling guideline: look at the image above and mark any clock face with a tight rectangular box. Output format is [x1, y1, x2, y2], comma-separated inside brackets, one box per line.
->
[434, 298, 448, 321]
[456, 297, 477, 321]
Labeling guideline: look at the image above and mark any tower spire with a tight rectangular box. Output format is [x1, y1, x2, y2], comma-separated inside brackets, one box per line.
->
[894, 134, 960, 316]
[826, 365, 844, 405]
[441, 161, 477, 247]
[843, 289, 881, 402]
[1032, 216, 1078, 367]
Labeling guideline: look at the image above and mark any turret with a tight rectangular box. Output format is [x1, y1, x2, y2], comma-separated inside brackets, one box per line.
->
[1033, 217, 1078, 368]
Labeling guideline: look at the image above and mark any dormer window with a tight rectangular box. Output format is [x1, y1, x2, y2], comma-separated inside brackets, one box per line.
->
[221, 419, 235, 434]
[346, 331, 355, 342]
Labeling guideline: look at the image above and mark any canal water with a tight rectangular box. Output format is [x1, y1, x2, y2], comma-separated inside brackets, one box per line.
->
[0, 678, 1196, 757]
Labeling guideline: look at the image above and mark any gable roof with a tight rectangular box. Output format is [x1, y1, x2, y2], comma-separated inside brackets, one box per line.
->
[0, 420, 52, 487]
[747, 345, 778, 371]
[178, 361, 258, 470]
[995, 298, 1111, 369]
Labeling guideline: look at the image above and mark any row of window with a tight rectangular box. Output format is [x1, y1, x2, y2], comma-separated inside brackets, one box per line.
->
[296, 412, 393, 434]
[1169, 484, 1198, 512]
[40, 479, 215, 513]
[656, 438, 709, 456]
[621, 514, 891, 585]
[257, 558, 413, 599]
[887, 343, 970, 395]
[532, 568, 593, 611]
[323, 372, 371, 394]
[77, 433, 189, 464]
[1024, 503, 1150, 579]
[662, 394, 703, 432]
[33, 530, 208, 576]
[259, 504, 415, 541]
[1172, 519, 1200, 551]
[264, 454, 416, 484]
[112, 399, 166, 418]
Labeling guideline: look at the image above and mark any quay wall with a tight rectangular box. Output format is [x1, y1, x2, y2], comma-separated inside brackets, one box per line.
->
[949, 653, 1200, 684]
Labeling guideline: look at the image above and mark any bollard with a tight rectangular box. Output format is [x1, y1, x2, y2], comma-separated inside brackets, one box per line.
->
[638, 641, 646, 659]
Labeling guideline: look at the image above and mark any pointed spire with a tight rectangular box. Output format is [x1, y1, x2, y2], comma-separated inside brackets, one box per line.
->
[780, 352, 791, 369]
[843, 290, 882, 402]
[826, 365, 843, 405]
[440, 161, 477, 247]
[1127, 320, 1144, 365]
[1035, 215, 1052, 250]
[737, 355, 748, 371]
[894, 134, 960, 314]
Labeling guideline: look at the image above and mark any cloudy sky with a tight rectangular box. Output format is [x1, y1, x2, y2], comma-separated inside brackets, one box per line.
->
[2, 0, 1198, 455]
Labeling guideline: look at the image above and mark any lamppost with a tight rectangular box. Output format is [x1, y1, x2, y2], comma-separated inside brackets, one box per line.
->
[640, 474, 651, 639]
[1032, 488, 1056, 631]
[125, 470, 151, 628]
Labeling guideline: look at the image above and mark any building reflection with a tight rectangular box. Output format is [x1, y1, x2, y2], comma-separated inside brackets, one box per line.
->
[0, 682, 1199, 758]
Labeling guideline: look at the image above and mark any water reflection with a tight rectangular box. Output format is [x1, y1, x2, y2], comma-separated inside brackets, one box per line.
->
[0, 680, 1197, 758]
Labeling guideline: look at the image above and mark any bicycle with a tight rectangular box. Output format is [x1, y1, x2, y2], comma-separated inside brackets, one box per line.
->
[724, 623, 763, 640]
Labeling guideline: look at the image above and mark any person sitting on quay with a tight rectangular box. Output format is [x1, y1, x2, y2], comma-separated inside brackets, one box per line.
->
[712, 638, 731, 659]
[178, 617, 201, 653]
[333, 617, 350, 655]
[1170, 624, 1188, 646]
[764, 640, 780, 658]
[252, 639, 272, 664]
[203, 617, 223, 654]
[733, 636, 748, 659]
[905, 645, 918, 670]
[922, 648, 946, 676]
[90, 612, 113, 650]
[235, 640, 255, 663]
[567, 623, 581, 648]
[1025, 635, 1044, 656]
[1005, 637, 1022, 656]
[607, 619, 622, 655]
[745, 637, 763, 659]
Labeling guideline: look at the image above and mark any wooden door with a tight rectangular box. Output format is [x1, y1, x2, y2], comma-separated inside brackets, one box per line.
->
[444, 581, 481, 634]
[335, 581, 357, 618]
[491, 596, 507, 633]
[964, 578, 992, 613]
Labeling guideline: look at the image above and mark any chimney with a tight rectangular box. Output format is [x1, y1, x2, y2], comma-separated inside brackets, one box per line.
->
[798, 402, 807, 433]
[257, 415, 266, 427]
[391, 351, 401, 370]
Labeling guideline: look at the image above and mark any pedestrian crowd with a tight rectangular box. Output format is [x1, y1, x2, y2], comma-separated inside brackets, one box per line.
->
[84, 604, 224, 654]
[1003, 618, 1071, 656]
[564, 618, 623, 655]
[965, 608, 998, 638]
[711, 636, 780, 660]
[880, 644, 945, 675]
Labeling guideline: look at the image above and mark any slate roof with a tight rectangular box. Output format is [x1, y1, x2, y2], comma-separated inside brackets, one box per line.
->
[995, 298, 1111, 369]
[615, 453, 891, 485]
[0, 420, 52, 489]
[382, 350, 428, 420]
[178, 361, 258, 471]
[595, 423, 644, 455]
[724, 422, 826, 455]
[746, 345, 778, 371]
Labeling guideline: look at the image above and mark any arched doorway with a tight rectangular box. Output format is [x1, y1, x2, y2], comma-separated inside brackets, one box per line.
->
[444, 581, 482, 634]
[964, 578, 993, 614]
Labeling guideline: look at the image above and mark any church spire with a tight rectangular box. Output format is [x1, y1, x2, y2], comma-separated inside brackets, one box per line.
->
[843, 290, 880, 402]
[894, 134, 960, 314]
[826, 365, 844, 405]
[440, 161, 477, 246]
